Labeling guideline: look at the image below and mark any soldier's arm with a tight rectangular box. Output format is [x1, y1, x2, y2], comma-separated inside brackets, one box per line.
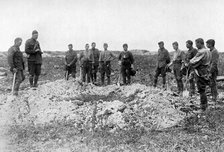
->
[7, 48, 15, 70]
[190, 51, 204, 67]
[37, 42, 43, 54]
[25, 40, 36, 54]
[99, 52, 103, 62]
[210, 50, 219, 73]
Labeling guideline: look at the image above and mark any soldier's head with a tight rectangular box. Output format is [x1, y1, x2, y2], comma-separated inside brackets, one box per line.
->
[91, 42, 96, 49]
[103, 43, 108, 50]
[206, 39, 215, 49]
[123, 43, 128, 51]
[172, 42, 179, 50]
[195, 38, 204, 49]
[85, 44, 89, 50]
[186, 40, 193, 49]
[32, 30, 38, 40]
[14, 37, 22, 47]
[158, 41, 164, 49]
[68, 44, 73, 50]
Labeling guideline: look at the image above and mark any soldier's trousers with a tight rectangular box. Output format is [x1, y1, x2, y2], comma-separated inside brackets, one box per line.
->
[100, 61, 111, 85]
[28, 62, 41, 86]
[92, 64, 99, 83]
[153, 66, 166, 87]
[65, 65, 76, 79]
[13, 70, 25, 94]
[81, 61, 92, 83]
[195, 65, 210, 110]
[209, 69, 218, 100]
[173, 63, 183, 93]
[121, 64, 131, 85]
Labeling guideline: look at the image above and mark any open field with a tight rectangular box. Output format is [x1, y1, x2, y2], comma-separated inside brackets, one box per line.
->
[0, 51, 224, 152]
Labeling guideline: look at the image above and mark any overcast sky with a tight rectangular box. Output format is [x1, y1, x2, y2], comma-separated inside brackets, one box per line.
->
[0, 0, 224, 52]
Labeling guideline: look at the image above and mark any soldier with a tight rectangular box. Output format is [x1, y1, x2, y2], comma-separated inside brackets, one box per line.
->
[168, 42, 185, 96]
[90, 42, 100, 83]
[153, 41, 171, 88]
[118, 44, 134, 85]
[25, 30, 43, 88]
[79, 44, 94, 83]
[190, 38, 211, 111]
[64, 44, 78, 80]
[206, 39, 219, 102]
[185, 40, 198, 97]
[99, 43, 116, 85]
[7, 38, 25, 96]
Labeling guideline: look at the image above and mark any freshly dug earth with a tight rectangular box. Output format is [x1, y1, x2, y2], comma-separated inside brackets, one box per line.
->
[0, 79, 189, 151]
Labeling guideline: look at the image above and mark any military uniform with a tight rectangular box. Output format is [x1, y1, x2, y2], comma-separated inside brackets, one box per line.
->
[65, 50, 77, 79]
[209, 48, 219, 101]
[185, 47, 198, 96]
[118, 51, 134, 85]
[153, 48, 170, 87]
[90, 48, 100, 83]
[190, 48, 211, 110]
[172, 49, 185, 94]
[25, 38, 42, 87]
[79, 50, 94, 83]
[99, 51, 116, 85]
[8, 45, 25, 95]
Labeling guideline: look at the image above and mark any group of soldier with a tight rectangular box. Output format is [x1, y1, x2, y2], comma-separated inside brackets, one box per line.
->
[7, 30, 219, 112]
[154, 39, 219, 111]
[64, 42, 134, 86]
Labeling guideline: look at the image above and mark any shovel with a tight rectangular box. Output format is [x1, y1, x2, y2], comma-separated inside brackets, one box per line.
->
[183, 67, 189, 97]
[11, 72, 17, 95]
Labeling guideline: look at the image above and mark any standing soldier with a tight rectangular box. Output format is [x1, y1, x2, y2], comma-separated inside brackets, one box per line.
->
[25, 30, 43, 88]
[79, 44, 94, 83]
[118, 44, 134, 85]
[7, 38, 25, 96]
[90, 42, 100, 83]
[190, 38, 211, 111]
[185, 40, 198, 97]
[168, 42, 185, 96]
[153, 41, 171, 88]
[64, 44, 78, 80]
[206, 39, 219, 102]
[99, 43, 116, 86]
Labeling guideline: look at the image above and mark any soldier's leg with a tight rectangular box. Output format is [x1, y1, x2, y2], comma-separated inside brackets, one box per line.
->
[71, 65, 76, 79]
[13, 70, 23, 96]
[81, 64, 87, 82]
[28, 61, 35, 87]
[121, 66, 126, 85]
[210, 71, 218, 101]
[196, 75, 208, 111]
[34, 64, 41, 87]
[106, 63, 111, 85]
[153, 67, 161, 87]
[126, 66, 131, 85]
[161, 67, 166, 88]
[100, 64, 105, 85]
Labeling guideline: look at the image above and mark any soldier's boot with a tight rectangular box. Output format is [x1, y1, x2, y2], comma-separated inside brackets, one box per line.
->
[33, 76, 39, 88]
[29, 76, 34, 88]
[200, 92, 208, 111]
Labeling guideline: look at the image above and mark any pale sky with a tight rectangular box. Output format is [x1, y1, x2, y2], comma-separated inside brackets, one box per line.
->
[0, 0, 224, 52]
